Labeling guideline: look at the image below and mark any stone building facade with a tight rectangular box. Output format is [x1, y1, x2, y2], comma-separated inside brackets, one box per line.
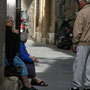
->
[21, 0, 78, 44]
[21, 0, 35, 38]
[21, 0, 56, 44]
[0, 0, 6, 90]
[34, 0, 56, 44]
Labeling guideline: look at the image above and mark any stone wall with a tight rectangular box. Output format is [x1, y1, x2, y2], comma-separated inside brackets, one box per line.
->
[56, 0, 78, 30]
[36, 0, 52, 44]
[64, 0, 77, 18]
[28, 0, 35, 38]
[0, 0, 6, 89]
[4, 77, 18, 90]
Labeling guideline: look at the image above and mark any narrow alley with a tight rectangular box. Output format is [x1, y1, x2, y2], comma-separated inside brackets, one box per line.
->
[25, 40, 75, 90]
[0, 0, 90, 90]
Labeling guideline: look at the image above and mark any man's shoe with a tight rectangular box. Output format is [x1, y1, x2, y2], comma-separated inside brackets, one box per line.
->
[84, 87, 90, 90]
[21, 86, 38, 90]
[68, 87, 79, 90]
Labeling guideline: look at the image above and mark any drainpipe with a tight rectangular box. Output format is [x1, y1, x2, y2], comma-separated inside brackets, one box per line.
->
[16, 0, 21, 53]
[16, 0, 21, 30]
[62, 0, 65, 21]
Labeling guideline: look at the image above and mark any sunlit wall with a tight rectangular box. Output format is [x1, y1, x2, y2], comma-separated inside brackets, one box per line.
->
[7, 0, 16, 20]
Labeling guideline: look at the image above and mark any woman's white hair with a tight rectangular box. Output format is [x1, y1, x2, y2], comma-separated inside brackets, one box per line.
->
[20, 32, 28, 43]
[6, 16, 13, 21]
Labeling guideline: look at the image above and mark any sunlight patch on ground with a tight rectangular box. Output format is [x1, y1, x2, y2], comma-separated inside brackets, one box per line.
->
[26, 40, 74, 73]
[35, 59, 56, 73]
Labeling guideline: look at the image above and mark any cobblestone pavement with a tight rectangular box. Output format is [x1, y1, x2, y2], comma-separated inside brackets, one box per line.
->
[25, 40, 75, 90]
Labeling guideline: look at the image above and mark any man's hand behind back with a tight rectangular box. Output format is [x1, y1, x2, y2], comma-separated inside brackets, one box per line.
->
[72, 45, 77, 53]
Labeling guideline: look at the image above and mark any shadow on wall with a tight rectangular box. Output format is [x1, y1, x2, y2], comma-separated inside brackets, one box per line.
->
[36, 57, 74, 90]
[26, 39, 75, 90]
[22, 0, 33, 9]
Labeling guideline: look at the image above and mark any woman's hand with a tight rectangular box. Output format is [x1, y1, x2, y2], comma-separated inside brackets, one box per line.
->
[12, 30, 19, 34]
[30, 56, 39, 63]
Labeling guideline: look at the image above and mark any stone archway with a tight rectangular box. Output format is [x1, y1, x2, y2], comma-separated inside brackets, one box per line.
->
[0, 0, 6, 90]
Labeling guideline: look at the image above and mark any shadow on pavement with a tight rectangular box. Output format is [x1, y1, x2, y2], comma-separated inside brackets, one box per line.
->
[26, 40, 75, 90]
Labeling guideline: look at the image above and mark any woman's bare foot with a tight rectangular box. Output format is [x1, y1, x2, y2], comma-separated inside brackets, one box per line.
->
[32, 76, 41, 83]
[21, 76, 32, 88]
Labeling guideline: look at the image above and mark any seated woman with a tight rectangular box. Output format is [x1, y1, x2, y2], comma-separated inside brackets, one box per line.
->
[20, 32, 48, 87]
[5, 16, 38, 90]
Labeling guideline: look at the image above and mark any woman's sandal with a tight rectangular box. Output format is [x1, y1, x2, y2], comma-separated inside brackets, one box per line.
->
[31, 80, 48, 87]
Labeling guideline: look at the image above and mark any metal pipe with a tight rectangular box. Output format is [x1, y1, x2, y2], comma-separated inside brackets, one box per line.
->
[16, 0, 21, 30]
[62, 0, 65, 21]
[16, 0, 21, 53]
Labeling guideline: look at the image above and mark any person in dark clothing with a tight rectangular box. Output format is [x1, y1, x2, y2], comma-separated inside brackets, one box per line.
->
[6, 22, 19, 63]
[5, 16, 38, 90]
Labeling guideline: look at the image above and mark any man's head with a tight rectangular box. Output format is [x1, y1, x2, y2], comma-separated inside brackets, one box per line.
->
[6, 16, 14, 28]
[78, 0, 90, 9]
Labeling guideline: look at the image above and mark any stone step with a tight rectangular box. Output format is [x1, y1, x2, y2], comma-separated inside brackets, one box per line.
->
[4, 77, 18, 90]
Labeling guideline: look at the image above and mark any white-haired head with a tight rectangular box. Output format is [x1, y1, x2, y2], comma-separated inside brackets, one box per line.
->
[6, 16, 13, 22]
[20, 32, 28, 43]
[79, 0, 90, 3]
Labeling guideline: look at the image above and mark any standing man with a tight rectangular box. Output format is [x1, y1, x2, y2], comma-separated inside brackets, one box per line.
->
[68, 0, 90, 90]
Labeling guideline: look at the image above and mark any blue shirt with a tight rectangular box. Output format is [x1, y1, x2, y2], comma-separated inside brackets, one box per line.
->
[20, 42, 33, 63]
